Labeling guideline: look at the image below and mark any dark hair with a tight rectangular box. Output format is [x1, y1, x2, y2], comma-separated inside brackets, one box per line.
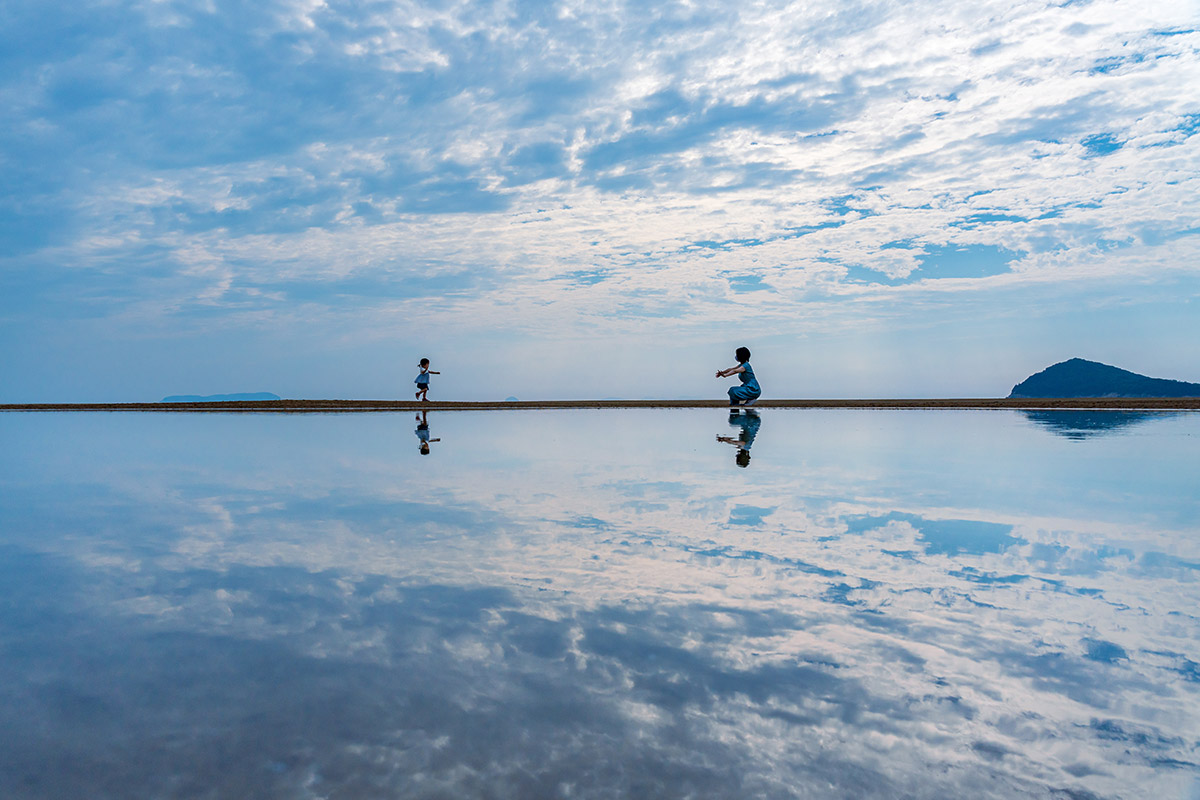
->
[419, 358, 430, 366]
[736, 449, 751, 467]
[735, 347, 751, 363]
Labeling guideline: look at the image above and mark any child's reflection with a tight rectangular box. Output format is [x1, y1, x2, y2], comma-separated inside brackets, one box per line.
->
[716, 409, 760, 467]
[415, 410, 442, 455]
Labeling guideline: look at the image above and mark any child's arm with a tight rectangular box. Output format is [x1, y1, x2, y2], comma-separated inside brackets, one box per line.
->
[429, 370, 440, 375]
[715, 365, 746, 378]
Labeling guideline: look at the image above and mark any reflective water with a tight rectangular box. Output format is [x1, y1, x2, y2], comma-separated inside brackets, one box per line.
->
[0, 409, 1197, 799]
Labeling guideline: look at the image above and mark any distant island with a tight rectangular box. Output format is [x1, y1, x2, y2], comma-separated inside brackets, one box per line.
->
[1010, 359, 1200, 399]
[162, 393, 282, 402]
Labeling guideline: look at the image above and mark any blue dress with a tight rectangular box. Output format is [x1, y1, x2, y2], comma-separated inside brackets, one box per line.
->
[728, 362, 761, 404]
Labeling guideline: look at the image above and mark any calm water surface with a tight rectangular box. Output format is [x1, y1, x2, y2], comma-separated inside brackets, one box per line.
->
[1, 409, 1198, 799]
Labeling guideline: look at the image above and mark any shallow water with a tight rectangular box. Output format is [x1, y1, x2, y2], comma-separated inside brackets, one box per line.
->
[0, 409, 1197, 799]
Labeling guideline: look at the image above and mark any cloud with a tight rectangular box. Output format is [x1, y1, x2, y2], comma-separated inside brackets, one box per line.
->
[1, 0, 1198, 399]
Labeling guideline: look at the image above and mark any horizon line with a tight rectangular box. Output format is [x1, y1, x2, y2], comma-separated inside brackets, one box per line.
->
[3, 398, 1199, 413]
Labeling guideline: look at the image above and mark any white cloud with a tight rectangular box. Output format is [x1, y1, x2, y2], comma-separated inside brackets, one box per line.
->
[1, 0, 1197, 399]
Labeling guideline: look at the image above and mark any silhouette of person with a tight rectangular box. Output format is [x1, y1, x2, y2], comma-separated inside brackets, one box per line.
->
[414, 410, 442, 455]
[715, 346, 761, 407]
[414, 357, 440, 402]
[717, 409, 760, 467]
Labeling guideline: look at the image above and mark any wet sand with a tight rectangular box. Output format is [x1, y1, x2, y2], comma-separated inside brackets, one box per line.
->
[3, 398, 1199, 412]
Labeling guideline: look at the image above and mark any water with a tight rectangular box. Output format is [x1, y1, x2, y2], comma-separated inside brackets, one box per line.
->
[0, 409, 1197, 799]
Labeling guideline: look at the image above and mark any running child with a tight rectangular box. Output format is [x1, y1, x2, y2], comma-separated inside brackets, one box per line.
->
[715, 347, 761, 407]
[414, 358, 440, 401]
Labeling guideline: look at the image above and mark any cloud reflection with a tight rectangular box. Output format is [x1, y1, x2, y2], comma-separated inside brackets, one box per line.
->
[0, 410, 1198, 799]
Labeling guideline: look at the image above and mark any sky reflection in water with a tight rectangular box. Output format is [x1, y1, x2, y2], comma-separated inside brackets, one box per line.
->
[0, 409, 1198, 799]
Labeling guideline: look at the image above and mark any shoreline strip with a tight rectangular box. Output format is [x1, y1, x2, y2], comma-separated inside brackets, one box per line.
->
[3, 398, 1199, 412]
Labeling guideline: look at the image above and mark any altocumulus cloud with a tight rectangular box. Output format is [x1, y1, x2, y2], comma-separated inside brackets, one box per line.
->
[1, 0, 1198, 399]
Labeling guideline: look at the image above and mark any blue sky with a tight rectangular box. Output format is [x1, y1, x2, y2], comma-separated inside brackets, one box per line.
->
[1, 0, 1198, 401]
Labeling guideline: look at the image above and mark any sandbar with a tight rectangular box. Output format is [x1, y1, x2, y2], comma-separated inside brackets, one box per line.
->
[3, 398, 1198, 412]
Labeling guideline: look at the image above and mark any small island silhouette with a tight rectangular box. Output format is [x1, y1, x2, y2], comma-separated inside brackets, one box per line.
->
[1009, 359, 1200, 399]
[163, 393, 281, 403]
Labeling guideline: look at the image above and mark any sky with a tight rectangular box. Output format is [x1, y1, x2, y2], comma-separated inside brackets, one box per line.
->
[1, 0, 1198, 401]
